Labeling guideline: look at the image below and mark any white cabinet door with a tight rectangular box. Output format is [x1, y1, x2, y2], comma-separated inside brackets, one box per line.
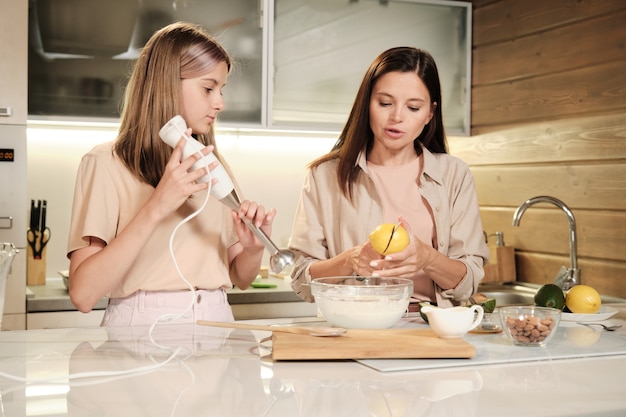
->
[271, 0, 471, 134]
[28, 0, 264, 125]
[231, 301, 318, 320]
[0, 0, 28, 125]
[27, 310, 105, 329]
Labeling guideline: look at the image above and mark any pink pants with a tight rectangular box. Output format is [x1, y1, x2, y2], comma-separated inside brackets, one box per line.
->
[101, 289, 234, 327]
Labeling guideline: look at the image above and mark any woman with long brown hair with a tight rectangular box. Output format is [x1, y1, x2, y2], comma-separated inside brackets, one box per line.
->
[288, 47, 488, 307]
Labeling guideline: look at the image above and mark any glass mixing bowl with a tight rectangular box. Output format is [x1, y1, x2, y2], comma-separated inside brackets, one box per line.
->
[311, 276, 413, 329]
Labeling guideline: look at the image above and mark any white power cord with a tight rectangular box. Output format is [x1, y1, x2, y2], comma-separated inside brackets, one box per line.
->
[148, 169, 211, 349]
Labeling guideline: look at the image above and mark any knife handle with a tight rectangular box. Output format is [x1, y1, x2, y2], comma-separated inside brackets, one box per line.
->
[40, 200, 47, 231]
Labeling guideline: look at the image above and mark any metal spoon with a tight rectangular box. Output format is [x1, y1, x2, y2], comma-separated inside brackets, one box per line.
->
[577, 322, 622, 331]
[197, 320, 347, 337]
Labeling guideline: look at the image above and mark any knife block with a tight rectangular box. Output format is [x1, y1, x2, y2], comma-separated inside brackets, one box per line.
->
[483, 246, 516, 283]
[482, 232, 516, 283]
[27, 244, 47, 286]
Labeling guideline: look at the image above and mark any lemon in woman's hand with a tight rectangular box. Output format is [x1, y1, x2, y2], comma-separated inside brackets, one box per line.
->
[565, 284, 602, 314]
[369, 223, 410, 255]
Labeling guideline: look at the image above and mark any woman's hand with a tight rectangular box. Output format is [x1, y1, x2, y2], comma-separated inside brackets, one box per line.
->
[369, 217, 467, 289]
[349, 241, 384, 276]
[149, 133, 213, 220]
[368, 218, 436, 278]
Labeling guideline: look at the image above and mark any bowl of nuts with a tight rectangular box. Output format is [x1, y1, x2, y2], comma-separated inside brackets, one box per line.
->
[499, 306, 562, 347]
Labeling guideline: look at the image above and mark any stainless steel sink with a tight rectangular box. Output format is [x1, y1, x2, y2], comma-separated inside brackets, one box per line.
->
[478, 291, 535, 306]
[478, 283, 536, 306]
[477, 282, 626, 307]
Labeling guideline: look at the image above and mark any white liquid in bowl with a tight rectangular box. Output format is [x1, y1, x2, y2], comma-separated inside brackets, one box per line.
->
[316, 297, 408, 329]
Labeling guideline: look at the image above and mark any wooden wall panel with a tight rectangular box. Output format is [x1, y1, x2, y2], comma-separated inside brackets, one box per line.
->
[516, 253, 626, 299]
[449, 113, 626, 160]
[472, 164, 626, 209]
[480, 208, 626, 262]
[473, 10, 626, 85]
[472, 0, 626, 46]
[472, 61, 626, 126]
[457, 0, 626, 298]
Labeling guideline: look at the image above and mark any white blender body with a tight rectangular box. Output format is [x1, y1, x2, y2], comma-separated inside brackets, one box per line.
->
[158, 116, 294, 273]
[158, 115, 233, 200]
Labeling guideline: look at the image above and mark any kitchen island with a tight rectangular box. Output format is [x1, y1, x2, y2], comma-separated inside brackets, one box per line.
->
[1, 306, 625, 416]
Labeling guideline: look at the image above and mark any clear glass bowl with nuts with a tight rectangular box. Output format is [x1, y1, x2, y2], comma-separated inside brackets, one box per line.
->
[499, 306, 562, 347]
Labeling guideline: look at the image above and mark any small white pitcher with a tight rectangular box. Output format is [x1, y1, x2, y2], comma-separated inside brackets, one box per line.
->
[421, 305, 484, 338]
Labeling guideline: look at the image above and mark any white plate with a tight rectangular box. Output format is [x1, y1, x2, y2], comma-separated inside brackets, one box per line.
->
[560, 306, 618, 322]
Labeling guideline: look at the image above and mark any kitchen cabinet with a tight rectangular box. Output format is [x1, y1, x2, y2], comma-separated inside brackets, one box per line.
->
[0, 0, 28, 125]
[25, 276, 318, 328]
[271, 0, 471, 134]
[25, 277, 108, 329]
[26, 310, 105, 329]
[0, 0, 28, 331]
[27, 0, 470, 134]
[25, 303, 317, 328]
[28, 0, 264, 125]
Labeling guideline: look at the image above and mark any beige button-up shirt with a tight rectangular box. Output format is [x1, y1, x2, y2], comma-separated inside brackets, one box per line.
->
[288, 146, 489, 308]
[67, 142, 237, 299]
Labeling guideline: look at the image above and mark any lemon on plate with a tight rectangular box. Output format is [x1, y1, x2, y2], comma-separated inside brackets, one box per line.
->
[369, 223, 409, 255]
[565, 284, 601, 314]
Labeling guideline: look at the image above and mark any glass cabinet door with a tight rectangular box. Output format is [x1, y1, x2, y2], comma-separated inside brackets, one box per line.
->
[271, 0, 471, 134]
[28, 0, 264, 125]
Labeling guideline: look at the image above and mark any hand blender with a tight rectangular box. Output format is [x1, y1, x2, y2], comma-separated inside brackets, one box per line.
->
[158, 115, 295, 274]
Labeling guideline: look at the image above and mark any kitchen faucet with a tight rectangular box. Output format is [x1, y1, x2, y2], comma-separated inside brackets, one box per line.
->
[512, 196, 580, 290]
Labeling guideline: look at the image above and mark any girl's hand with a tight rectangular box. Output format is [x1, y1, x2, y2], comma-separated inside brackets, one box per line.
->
[149, 133, 212, 220]
[232, 200, 276, 250]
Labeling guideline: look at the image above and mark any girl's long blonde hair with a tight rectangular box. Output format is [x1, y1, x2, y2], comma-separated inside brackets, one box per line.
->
[114, 22, 232, 187]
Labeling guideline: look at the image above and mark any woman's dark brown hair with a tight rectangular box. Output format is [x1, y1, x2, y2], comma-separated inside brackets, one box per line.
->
[310, 47, 447, 200]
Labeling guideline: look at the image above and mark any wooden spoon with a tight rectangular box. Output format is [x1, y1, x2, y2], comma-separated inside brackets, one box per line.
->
[197, 320, 347, 337]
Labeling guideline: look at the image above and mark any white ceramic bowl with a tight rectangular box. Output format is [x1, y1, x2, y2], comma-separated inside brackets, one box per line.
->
[58, 270, 70, 291]
[311, 277, 413, 329]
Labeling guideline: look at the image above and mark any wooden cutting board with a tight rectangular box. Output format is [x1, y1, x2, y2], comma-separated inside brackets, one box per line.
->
[271, 328, 476, 360]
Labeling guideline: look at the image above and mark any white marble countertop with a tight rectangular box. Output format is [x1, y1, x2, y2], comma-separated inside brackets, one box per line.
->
[1, 306, 625, 417]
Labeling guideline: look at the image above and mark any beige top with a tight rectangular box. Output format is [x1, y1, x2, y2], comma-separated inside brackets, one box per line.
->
[288, 146, 489, 308]
[367, 156, 436, 301]
[67, 142, 237, 299]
